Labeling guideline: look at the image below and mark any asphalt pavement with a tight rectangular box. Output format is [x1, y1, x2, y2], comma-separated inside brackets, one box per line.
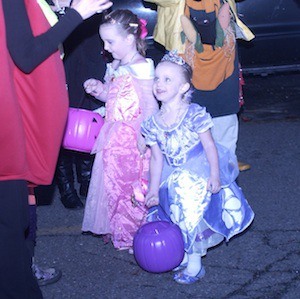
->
[35, 72, 300, 299]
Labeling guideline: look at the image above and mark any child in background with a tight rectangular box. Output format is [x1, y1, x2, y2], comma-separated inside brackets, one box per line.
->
[82, 9, 158, 252]
[141, 51, 254, 284]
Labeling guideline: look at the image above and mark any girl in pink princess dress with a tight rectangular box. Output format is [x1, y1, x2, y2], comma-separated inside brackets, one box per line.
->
[82, 9, 158, 252]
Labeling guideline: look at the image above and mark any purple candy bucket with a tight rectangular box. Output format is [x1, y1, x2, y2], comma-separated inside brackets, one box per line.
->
[62, 108, 104, 153]
[133, 221, 184, 273]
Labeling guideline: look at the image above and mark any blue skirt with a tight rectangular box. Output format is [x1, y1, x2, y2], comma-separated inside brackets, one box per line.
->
[147, 144, 255, 255]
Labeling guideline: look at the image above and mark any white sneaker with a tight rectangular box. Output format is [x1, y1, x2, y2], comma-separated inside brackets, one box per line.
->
[32, 263, 62, 286]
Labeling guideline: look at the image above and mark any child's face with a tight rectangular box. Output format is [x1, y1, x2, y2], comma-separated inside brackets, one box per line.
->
[153, 62, 187, 104]
[99, 24, 130, 61]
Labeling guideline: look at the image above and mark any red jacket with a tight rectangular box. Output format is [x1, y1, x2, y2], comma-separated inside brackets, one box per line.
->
[0, 0, 68, 185]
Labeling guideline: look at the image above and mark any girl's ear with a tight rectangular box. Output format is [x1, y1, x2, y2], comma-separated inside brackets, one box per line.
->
[180, 82, 190, 94]
[126, 34, 135, 45]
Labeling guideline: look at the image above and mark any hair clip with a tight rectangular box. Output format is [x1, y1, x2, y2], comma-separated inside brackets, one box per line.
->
[139, 19, 148, 39]
[129, 23, 138, 27]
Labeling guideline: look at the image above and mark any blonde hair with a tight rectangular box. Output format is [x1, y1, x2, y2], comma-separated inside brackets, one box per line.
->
[102, 9, 147, 56]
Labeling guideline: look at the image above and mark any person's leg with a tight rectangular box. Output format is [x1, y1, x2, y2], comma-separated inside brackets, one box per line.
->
[211, 114, 239, 155]
[26, 191, 36, 262]
[211, 114, 251, 171]
[0, 180, 42, 299]
[173, 252, 205, 284]
[75, 152, 95, 198]
[55, 148, 83, 209]
[27, 189, 62, 287]
[185, 252, 202, 276]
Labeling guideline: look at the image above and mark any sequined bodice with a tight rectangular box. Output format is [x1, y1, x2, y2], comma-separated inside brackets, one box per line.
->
[142, 104, 214, 166]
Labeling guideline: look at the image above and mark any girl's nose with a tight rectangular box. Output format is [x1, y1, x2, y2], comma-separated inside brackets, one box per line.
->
[104, 43, 109, 51]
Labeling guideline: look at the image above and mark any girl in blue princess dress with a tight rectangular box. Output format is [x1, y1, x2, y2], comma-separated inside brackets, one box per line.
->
[141, 51, 254, 285]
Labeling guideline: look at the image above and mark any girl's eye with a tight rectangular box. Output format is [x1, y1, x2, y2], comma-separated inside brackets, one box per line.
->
[165, 78, 171, 83]
[154, 77, 159, 82]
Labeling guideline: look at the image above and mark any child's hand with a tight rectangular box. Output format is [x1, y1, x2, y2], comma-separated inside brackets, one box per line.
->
[207, 176, 221, 194]
[84, 78, 103, 98]
[145, 192, 159, 208]
[137, 135, 147, 155]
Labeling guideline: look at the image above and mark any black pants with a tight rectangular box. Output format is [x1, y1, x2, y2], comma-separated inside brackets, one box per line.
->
[25, 203, 37, 258]
[0, 180, 42, 299]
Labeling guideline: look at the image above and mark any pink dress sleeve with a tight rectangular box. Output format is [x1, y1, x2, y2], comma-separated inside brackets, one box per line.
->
[130, 58, 159, 125]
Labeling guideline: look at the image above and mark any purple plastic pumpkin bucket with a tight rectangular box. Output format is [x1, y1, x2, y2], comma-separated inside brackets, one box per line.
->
[62, 108, 104, 153]
[133, 221, 184, 273]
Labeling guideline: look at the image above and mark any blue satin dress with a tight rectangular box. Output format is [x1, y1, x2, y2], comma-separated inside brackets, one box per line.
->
[141, 104, 254, 256]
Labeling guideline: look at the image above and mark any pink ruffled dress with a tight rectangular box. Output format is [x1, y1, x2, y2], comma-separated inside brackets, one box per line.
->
[82, 59, 158, 250]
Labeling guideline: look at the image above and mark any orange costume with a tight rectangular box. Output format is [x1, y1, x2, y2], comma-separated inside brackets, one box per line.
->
[181, 0, 235, 90]
[145, 0, 254, 91]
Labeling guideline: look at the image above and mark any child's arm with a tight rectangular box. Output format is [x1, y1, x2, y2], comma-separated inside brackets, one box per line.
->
[140, 78, 159, 119]
[137, 133, 147, 155]
[135, 75, 159, 154]
[83, 78, 108, 102]
[199, 130, 221, 194]
[145, 143, 163, 207]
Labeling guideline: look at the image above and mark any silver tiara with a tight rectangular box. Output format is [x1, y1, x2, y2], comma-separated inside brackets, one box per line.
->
[161, 50, 187, 66]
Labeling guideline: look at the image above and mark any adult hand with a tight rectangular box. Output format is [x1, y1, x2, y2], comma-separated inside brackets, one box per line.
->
[71, 0, 113, 20]
[49, 0, 71, 13]
[54, 0, 72, 8]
